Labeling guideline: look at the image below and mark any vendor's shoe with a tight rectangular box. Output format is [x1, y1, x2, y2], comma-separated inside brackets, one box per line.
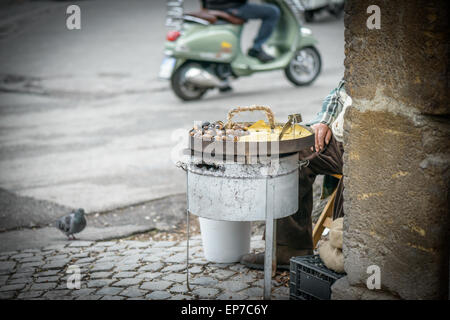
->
[240, 247, 313, 270]
[248, 48, 275, 63]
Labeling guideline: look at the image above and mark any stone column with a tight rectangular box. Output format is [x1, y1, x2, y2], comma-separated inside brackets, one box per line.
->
[332, 0, 449, 299]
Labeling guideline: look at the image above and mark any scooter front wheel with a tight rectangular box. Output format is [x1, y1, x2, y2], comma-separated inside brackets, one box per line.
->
[171, 62, 208, 101]
[285, 46, 322, 86]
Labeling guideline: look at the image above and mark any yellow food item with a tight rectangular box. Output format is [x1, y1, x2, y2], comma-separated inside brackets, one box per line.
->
[248, 120, 271, 131]
[239, 122, 311, 142]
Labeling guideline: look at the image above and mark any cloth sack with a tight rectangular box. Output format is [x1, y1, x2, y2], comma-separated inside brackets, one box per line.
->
[329, 217, 343, 249]
[318, 217, 344, 273]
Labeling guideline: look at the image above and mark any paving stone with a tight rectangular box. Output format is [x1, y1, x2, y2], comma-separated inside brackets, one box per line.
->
[136, 272, 161, 280]
[140, 280, 172, 291]
[8, 276, 33, 285]
[139, 262, 164, 272]
[189, 258, 209, 265]
[13, 266, 35, 274]
[209, 269, 235, 280]
[19, 256, 44, 263]
[192, 287, 219, 299]
[96, 286, 123, 296]
[217, 292, 249, 300]
[167, 246, 185, 253]
[71, 252, 90, 259]
[113, 278, 141, 287]
[11, 253, 34, 260]
[89, 272, 112, 280]
[119, 255, 145, 265]
[101, 295, 126, 300]
[22, 249, 40, 253]
[10, 272, 33, 279]
[0, 291, 16, 299]
[48, 254, 68, 260]
[76, 295, 102, 300]
[169, 284, 196, 294]
[95, 241, 117, 247]
[230, 273, 258, 283]
[113, 272, 138, 279]
[273, 286, 289, 297]
[152, 241, 176, 248]
[120, 287, 146, 298]
[42, 290, 71, 299]
[42, 245, 66, 251]
[190, 276, 218, 286]
[126, 241, 150, 249]
[35, 276, 60, 283]
[0, 251, 18, 256]
[187, 239, 202, 246]
[68, 288, 96, 296]
[240, 287, 263, 298]
[107, 244, 129, 252]
[87, 279, 115, 288]
[162, 273, 186, 283]
[69, 241, 93, 247]
[97, 252, 117, 258]
[142, 255, 162, 262]
[35, 270, 60, 277]
[146, 291, 171, 300]
[188, 266, 203, 274]
[90, 263, 115, 272]
[115, 264, 140, 271]
[169, 294, 194, 300]
[75, 257, 96, 264]
[30, 282, 57, 291]
[17, 291, 44, 299]
[41, 260, 69, 269]
[161, 264, 186, 273]
[20, 261, 44, 268]
[166, 253, 186, 263]
[0, 261, 16, 272]
[0, 283, 25, 292]
[95, 257, 120, 264]
[208, 263, 233, 269]
[229, 264, 250, 272]
[216, 280, 249, 292]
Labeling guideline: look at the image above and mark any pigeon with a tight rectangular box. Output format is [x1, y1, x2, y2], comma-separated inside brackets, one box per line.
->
[55, 208, 87, 240]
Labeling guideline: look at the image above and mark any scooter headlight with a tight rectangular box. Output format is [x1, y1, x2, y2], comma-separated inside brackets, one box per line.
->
[301, 27, 312, 35]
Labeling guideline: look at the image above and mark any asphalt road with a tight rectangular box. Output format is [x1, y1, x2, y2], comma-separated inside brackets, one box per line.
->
[0, 0, 344, 234]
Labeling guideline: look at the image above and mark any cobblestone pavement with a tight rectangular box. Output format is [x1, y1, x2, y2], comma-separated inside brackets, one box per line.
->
[0, 235, 289, 300]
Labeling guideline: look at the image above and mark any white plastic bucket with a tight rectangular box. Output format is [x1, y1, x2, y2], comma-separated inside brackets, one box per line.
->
[198, 217, 251, 263]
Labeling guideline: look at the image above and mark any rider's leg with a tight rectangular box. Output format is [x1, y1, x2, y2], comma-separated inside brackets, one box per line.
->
[228, 3, 280, 62]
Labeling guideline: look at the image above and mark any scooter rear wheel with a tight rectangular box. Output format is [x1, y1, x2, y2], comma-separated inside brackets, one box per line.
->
[171, 62, 207, 101]
[285, 46, 321, 86]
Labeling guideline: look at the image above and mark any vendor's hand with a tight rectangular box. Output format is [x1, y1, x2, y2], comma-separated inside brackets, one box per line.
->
[311, 123, 332, 152]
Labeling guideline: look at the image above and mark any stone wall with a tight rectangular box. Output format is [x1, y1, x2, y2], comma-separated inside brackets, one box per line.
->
[332, 0, 449, 299]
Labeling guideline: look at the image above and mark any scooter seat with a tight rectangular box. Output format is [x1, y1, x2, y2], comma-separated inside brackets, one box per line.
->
[186, 9, 245, 25]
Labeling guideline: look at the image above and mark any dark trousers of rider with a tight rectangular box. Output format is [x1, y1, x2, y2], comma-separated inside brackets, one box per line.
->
[226, 3, 280, 51]
[275, 135, 345, 253]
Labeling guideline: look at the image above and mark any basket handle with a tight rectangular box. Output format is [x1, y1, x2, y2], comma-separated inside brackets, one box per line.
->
[225, 106, 275, 129]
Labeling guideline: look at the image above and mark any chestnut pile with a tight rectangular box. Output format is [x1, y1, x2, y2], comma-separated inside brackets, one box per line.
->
[189, 121, 250, 142]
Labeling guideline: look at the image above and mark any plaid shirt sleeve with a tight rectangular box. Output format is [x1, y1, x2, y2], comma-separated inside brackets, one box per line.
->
[306, 79, 346, 126]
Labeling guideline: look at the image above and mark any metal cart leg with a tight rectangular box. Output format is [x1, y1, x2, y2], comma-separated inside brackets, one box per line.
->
[264, 179, 276, 300]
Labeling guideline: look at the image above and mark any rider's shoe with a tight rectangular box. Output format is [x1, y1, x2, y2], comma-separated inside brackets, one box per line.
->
[248, 48, 275, 63]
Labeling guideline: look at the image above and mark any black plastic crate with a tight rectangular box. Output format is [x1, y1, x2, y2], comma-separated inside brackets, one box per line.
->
[290, 255, 345, 300]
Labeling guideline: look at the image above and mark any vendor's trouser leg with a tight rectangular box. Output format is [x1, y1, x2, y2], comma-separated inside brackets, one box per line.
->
[276, 135, 344, 252]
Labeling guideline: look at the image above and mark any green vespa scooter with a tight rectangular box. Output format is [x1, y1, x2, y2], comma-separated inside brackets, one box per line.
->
[160, 0, 321, 101]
